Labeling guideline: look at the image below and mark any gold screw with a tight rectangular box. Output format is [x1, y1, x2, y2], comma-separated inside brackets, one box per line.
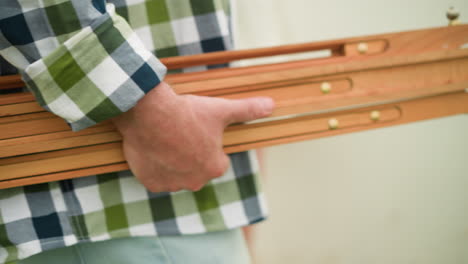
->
[320, 82, 332, 94]
[328, 118, 339, 130]
[357, 42, 368, 54]
[370, 110, 381, 121]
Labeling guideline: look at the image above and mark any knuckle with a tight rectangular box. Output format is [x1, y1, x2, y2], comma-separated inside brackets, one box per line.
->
[167, 185, 183, 192]
[185, 181, 205, 192]
[206, 157, 229, 179]
[150, 181, 182, 193]
[206, 167, 220, 178]
[146, 185, 162, 193]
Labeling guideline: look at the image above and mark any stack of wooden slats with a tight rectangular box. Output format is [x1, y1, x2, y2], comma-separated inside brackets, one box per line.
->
[1, 25, 468, 189]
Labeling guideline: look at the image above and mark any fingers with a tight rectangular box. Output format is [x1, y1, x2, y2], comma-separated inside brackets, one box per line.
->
[221, 97, 275, 126]
[185, 152, 229, 190]
[141, 152, 230, 193]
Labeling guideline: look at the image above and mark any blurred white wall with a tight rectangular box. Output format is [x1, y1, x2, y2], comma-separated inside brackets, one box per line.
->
[232, 1, 468, 263]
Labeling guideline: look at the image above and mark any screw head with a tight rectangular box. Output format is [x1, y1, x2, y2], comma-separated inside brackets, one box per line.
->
[370, 110, 381, 121]
[320, 82, 332, 94]
[357, 42, 368, 54]
[328, 118, 339, 130]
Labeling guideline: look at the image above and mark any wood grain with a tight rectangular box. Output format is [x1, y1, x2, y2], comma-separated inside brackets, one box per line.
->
[1, 91, 467, 188]
[0, 146, 125, 180]
[160, 25, 468, 69]
[0, 142, 121, 166]
[0, 163, 129, 189]
[1, 25, 467, 188]
[0, 131, 121, 158]
[0, 75, 23, 90]
[223, 91, 468, 153]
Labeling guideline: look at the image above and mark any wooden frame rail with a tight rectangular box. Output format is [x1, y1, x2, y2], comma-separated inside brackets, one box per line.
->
[0, 25, 467, 189]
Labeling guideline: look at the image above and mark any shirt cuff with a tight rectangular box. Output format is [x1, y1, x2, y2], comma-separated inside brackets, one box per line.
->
[22, 7, 167, 131]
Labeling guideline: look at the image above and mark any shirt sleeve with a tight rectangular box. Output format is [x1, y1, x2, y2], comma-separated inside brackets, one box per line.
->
[0, 1, 167, 131]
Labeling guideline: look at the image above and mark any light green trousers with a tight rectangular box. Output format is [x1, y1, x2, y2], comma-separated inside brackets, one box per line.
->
[19, 229, 250, 264]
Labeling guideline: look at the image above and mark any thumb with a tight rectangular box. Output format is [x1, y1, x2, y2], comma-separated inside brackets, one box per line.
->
[221, 97, 275, 126]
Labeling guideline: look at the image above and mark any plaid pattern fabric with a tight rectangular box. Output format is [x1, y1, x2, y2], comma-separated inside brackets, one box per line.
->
[114, 0, 232, 71]
[0, 0, 267, 263]
[1, 1, 166, 130]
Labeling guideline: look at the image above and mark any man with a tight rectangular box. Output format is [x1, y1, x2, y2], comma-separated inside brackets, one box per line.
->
[0, 0, 274, 263]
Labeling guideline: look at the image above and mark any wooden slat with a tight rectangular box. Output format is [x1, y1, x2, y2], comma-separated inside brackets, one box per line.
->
[0, 163, 129, 189]
[0, 124, 115, 147]
[1, 91, 467, 188]
[207, 53, 468, 98]
[0, 142, 121, 166]
[161, 40, 344, 69]
[0, 117, 69, 140]
[160, 25, 468, 69]
[0, 101, 44, 117]
[224, 91, 468, 153]
[171, 49, 468, 94]
[0, 131, 121, 158]
[0, 146, 125, 180]
[0, 112, 52, 124]
[0, 75, 23, 90]
[0, 93, 34, 105]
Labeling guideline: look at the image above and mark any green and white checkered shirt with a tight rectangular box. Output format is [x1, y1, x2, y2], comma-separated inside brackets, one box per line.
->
[0, 0, 267, 263]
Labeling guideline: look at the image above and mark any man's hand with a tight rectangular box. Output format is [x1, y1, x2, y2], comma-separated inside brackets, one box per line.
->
[112, 82, 275, 193]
